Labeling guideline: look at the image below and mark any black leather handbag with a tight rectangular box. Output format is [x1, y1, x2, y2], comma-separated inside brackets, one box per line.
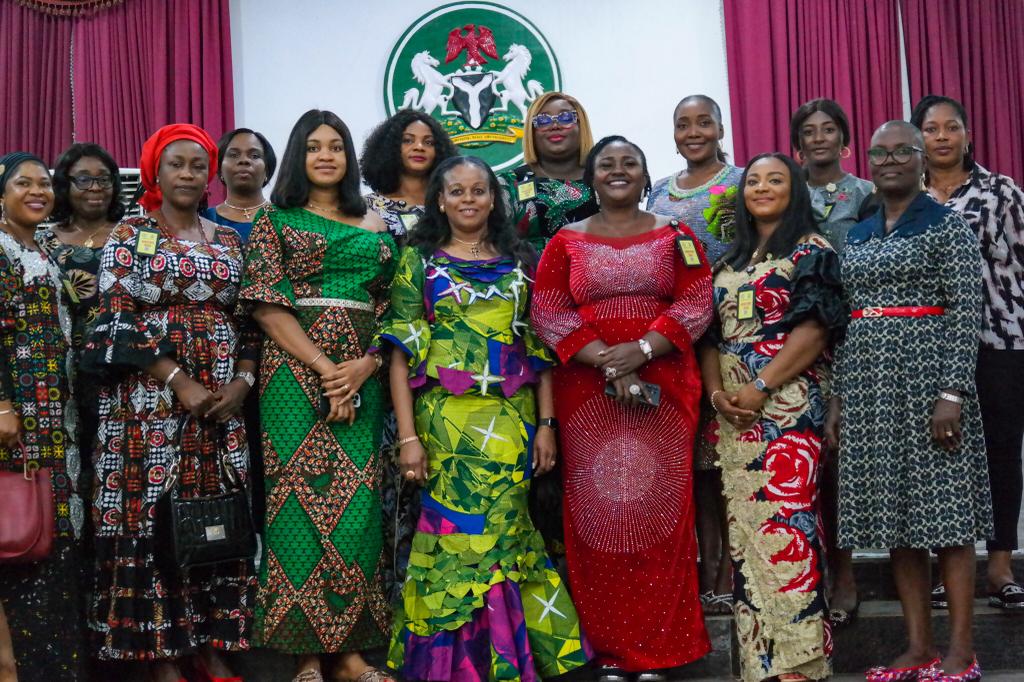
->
[154, 426, 257, 577]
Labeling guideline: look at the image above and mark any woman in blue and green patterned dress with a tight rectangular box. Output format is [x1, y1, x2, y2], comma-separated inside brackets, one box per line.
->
[383, 156, 590, 681]
[241, 110, 396, 682]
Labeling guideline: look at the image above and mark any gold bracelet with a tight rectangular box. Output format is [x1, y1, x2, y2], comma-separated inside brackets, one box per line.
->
[397, 435, 419, 447]
[371, 352, 383, 370]
[307, 350, 324, 367]
[709, 389, 725, 413]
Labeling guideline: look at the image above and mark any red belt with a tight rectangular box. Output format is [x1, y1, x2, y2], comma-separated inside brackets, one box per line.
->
[851, 306, 945, 318]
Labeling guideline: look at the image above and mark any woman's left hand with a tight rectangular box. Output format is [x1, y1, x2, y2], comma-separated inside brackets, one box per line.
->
[931, 395, 962, 451]
[533, 425, 557, 474]
[205, 379, 251, 422]
[598, 342, 647, 379]
[321, 355, 377, 402]
[733, 382, 768, 413]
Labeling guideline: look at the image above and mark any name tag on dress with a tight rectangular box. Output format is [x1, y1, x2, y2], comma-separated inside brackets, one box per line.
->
[399, 213, 419, 231]
[134, 227, 160, 256]
[821, 202, 835, 221]
[517, 181, 536, 201]
[737, 285, 756, 320]
[675, 235, 703, 267]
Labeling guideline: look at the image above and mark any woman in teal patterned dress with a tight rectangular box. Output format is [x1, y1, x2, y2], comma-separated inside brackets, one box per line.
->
[383, 156, 590, 681]
[827, 122, 990, 682]
[241, 110, 396, 682]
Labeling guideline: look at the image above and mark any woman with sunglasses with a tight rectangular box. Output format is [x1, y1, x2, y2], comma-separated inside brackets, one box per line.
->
[827, 121, 990, 682]
[499, 91, 598, 254]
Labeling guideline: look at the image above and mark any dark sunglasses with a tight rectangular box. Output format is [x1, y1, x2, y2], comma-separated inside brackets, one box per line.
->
[70, 174, 114, 190]
[532, 111, 579, 129]
[867, 146, 923, 166]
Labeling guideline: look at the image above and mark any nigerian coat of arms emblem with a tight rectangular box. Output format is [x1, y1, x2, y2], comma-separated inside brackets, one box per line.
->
[384, 2, 562, 170]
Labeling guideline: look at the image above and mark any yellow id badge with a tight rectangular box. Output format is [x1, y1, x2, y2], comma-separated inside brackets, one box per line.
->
[737, 285, 756, 320]
[62, 279, 80, 304]
[676, 235, 703, 267]
[399, 213, 419, 231]
[134, 227, 160, 256]
[821, 202, 835, 221]
[517, 181, 536, 201]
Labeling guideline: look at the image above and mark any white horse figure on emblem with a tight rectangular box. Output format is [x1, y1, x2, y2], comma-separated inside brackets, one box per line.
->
[492, 44, 545, 118]
[402, 51, 451, 115]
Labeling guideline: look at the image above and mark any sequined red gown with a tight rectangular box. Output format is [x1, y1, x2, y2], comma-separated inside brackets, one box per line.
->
[531, 222, 713, 670]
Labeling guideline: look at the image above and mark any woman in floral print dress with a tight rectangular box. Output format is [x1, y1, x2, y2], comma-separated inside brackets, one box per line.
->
[701, 153, 845, 682]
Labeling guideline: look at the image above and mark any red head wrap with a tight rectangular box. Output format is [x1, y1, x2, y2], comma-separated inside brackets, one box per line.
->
[138, 123, 219, 211]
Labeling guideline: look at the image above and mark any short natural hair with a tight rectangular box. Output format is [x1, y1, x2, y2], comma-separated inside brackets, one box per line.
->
[522, 91, 594, 166]
[51, 142, 125, 224]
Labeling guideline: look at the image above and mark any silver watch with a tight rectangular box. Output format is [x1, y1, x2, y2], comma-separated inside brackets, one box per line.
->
[637, 338, 654, 361]
[753, 377, 771, 393]
[234, 370, 256, 388]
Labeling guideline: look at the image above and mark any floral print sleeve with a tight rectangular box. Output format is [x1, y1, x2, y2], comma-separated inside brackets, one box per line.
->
[379, 246, 431, 385]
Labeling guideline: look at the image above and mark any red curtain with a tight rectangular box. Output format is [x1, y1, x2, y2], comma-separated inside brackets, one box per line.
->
[0, 1, 73, 163]
[73, 0, 235, 168]
[900, 0, 1024, 183]
[723, 0, 904, 178]
[0, 0, 234, 170]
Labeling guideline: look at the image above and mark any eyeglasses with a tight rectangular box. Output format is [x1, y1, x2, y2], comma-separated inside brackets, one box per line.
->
[70, 174, 114, 190]
[532, 111, 578, 129]
[867, 146, 923, 166]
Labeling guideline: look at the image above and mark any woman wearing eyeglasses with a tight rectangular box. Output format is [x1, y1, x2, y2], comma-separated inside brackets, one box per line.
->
[827, 121, 990, 682]
[48, 143, 125, 487]
[499, 91, 598, 254]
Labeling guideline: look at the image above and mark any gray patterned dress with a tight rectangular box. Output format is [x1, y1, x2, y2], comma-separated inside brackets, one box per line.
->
[835, 193, 993, 549]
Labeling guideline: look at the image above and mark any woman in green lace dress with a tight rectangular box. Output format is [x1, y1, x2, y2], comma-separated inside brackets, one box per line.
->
[241, 110, 397, 682]
[383, 156, 590, 681]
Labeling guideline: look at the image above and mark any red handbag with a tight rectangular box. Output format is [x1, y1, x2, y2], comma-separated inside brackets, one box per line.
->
[0, 451, 54, 563]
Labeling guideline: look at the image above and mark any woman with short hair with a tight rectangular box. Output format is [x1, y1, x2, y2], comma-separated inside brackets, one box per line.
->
[203, 128, 277, 241]
[828, 121, 991, 682]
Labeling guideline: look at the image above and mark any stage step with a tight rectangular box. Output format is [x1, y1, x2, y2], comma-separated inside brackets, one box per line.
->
[852, 554, 1024, 601]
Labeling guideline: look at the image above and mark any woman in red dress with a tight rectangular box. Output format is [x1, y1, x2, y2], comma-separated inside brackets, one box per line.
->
[531, 136, 713, 679]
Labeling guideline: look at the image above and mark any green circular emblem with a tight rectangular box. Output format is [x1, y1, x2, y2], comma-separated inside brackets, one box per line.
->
[384, 1, 561, 171]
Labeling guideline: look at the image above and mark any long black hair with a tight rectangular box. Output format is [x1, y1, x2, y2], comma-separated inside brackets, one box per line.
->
[910, 94, 974, 171]
[407, 155, 533, 265]
[271, 109, 365, 216]
[721, 153, 819, 271]
[51, 142, 125, 224]
[216, 127, 277, 187]
[583, 135, 652, 199]
[360, 109, 458, 194]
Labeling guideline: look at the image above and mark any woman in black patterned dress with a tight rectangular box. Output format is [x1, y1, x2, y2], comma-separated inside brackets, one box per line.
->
[827, 121, 991, 682]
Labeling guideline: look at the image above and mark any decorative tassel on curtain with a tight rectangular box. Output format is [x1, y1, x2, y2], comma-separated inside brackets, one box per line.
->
[15, 0, 124, 16]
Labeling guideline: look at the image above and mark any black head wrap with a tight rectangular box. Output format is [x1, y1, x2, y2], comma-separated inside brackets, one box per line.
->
[0, 152, 48, 194]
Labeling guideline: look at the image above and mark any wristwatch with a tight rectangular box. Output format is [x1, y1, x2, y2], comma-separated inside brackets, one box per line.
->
[753, 377, 772, 394]
[538, 417, 559, 431]
[234, 370, 256, 388]
[637, 338, 654, 361]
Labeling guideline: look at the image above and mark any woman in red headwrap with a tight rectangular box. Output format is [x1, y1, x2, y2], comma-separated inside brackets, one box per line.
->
[82, 124, 259, 682]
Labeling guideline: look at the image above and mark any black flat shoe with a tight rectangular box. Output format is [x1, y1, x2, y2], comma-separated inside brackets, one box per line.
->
[988, 581, 1024, 610]
[828, 599, 860, 629]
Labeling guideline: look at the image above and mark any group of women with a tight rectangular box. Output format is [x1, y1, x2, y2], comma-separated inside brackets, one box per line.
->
[0, 87, 1020, 682]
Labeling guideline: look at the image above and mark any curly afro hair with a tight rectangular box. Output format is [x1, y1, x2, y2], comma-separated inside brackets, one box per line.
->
[360, 109, 458, 195]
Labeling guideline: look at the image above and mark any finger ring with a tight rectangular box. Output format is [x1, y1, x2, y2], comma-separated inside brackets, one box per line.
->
[945, 430, 954, 437]
[404, 470, 416, 480]
[605, 367, 618, 378]
[629, 384, 641, 396]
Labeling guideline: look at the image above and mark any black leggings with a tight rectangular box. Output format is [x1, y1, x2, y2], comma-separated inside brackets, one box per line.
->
[976, 348, 1024, 552]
